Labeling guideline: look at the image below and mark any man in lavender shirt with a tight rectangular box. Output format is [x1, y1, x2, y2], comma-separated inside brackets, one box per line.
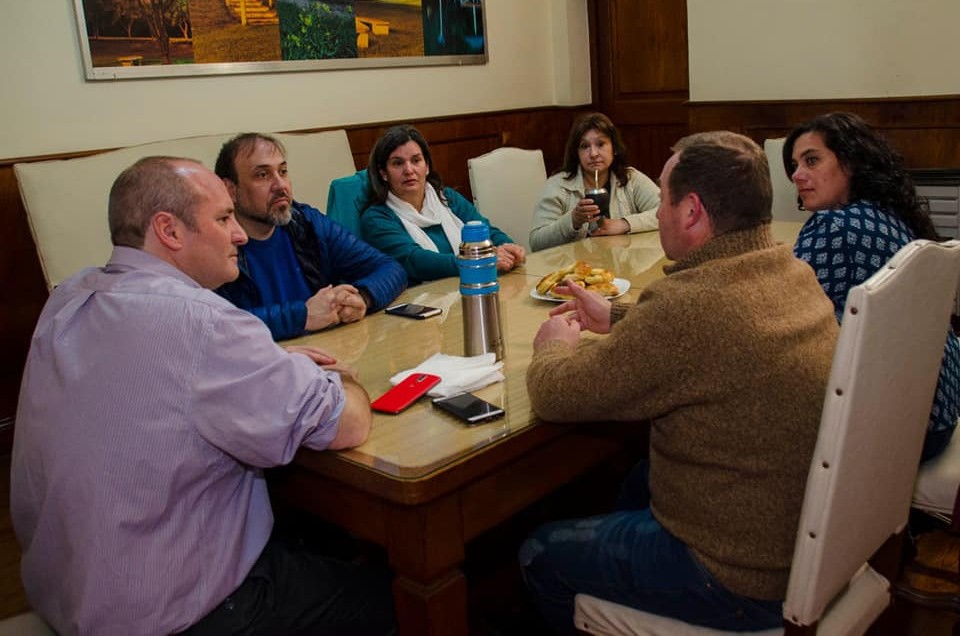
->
[10, 157, 397, 636]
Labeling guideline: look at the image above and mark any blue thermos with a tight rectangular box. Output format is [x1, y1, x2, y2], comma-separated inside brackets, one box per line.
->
[457, 221, 504, 360]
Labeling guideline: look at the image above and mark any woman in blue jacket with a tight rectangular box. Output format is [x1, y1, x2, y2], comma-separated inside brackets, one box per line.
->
[361, 124, 526, 285]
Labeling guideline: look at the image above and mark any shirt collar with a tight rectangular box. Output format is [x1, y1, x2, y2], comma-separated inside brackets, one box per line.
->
[105, 246, 202, 289]
[664, 223, 778, 275]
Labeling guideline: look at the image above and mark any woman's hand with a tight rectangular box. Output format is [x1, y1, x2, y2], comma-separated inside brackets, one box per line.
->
[590, 218, 630, 237]
[495, 243, 526, 272]
[572, 197, 601, 229]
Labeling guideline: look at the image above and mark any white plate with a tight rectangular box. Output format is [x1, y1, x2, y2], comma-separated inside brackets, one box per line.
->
[530, 277, 631, 302]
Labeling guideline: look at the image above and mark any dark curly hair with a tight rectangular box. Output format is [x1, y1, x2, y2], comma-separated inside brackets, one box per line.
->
[782, 112, 937, 240]
[559, 112, 631, 186]
[365, 124, 446, 208]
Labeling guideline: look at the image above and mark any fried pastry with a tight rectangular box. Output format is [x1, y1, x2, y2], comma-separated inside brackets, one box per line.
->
[585, 281, 620, 297]
[548, 279, 586, 300]
[535, 261, 619, 299]
[536, 270, 564, 295]
[584, 269, 615, 285]
[572, 260, 593, 278]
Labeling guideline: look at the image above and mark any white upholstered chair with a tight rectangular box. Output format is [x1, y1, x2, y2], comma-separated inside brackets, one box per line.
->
[575, 239, 960, 636]
[895, 347, 960, 611]
[912, 428, 960, 529]
[0, 612, 55, 635]
[763, 138, 807, 223]
[467, 147, 547, 251]
[14, 129, 355, 289]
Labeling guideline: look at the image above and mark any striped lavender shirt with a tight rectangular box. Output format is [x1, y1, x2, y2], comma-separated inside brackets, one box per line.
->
[11, 247, 345, 635]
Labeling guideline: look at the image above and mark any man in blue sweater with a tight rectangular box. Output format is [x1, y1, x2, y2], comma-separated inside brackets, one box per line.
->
[215, 133, 406, 340]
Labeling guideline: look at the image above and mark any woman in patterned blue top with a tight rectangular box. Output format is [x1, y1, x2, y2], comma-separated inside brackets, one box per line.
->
[784, 111, 960, 462]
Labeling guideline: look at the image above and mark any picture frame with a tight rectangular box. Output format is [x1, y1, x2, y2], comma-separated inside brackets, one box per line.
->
[72, 0, 486, 80]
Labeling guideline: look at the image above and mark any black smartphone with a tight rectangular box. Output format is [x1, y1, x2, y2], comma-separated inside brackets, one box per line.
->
[432, 392, 505, 425]
[385, 303, 442, 319]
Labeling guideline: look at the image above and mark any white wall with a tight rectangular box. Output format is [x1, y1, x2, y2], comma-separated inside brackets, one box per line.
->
[550, 0, 592, 105]
[688, 0, 960, 102]
[0, 0, 591, 160]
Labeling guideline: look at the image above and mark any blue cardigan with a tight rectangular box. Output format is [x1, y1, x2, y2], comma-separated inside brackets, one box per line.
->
[360, 187, 514, 286]
[217, 201, 407, 340]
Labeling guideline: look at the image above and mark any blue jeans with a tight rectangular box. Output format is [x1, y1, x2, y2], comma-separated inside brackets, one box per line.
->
[518, 462, 783, 635]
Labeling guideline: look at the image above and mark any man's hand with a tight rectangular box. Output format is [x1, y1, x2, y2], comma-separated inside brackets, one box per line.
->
[285, 345, 360, 382]
[534, 313, 582, 350]
[327, 374, 372, 450]
[495, 243, 526, 273]
[333, 285, 367, 323]
[284, 345, 337, 365]
[548, 283, 613, 334]
[305, 284, 367, 331]
[305, 285, 342, 331]
[323, 361, 360, 383]
[590, 217, 630, 237]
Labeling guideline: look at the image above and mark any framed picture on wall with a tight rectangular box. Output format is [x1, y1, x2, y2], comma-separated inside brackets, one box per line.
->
[72, 0, 486, 80]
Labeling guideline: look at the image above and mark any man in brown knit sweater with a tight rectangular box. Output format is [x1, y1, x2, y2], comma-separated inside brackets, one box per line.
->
[519, 131, 838, 634]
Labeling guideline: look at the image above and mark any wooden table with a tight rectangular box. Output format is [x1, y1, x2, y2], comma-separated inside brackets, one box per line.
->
[268, 222, 803, 635]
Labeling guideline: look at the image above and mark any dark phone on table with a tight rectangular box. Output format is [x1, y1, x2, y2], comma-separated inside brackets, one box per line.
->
[432, 392, 505, 425]
[371, 373, 442, 414]
[385, 303, 442, 320]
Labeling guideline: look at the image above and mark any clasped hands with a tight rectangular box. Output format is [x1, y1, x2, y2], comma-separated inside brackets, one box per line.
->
[305, 284, 367, 331]
[533, 282, 613, 350]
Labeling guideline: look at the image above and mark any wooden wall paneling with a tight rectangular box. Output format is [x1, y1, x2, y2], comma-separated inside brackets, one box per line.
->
[589, 0, 690, 177]
[344, 109, 585, 190]
[687, 97, 960, 170]
[0, 164, 48, 437]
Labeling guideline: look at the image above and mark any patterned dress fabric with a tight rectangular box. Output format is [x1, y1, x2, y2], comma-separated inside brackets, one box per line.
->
[794, 199, 960, 456]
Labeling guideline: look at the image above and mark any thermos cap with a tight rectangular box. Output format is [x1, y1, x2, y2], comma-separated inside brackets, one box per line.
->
[461, 220, 490, 243]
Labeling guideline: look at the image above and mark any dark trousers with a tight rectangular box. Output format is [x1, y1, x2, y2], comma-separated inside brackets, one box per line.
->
[518, 461, 782, 635]
[179, 533, 397, 636]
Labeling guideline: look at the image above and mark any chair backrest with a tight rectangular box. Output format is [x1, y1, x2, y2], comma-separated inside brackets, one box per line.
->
[14, 129, 354, 289]
[763, 138, 807, 223]
[325, 169, 370, 236]
[467, 147, 547, 251]
[274, 129, 356, 212]
[784, 239, 960, 626]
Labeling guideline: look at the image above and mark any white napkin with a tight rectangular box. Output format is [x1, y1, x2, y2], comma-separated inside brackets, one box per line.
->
[389, 352, 504, 398]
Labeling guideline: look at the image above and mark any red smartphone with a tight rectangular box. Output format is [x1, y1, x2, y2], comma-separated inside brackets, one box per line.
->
[371, 373, 442, 414]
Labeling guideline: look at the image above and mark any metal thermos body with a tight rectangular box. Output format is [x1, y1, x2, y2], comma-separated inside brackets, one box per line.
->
[457, 221, 504, 360]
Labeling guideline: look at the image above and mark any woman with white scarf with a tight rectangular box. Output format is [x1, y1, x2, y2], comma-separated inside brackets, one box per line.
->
[361, 125, 525, 286]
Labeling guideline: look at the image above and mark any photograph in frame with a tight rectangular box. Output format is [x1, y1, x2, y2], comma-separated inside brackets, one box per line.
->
[73, 0, 486, 80]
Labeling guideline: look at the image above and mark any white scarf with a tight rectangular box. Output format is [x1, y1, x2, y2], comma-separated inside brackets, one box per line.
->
[386, 187, 464, 253]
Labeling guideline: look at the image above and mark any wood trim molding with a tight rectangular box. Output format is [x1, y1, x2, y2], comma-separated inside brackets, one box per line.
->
[688, 96, 960, 170]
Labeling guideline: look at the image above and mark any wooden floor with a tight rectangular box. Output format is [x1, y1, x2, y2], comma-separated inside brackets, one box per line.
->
[1, 453, 30, 619]
[2, 449, 960, 634]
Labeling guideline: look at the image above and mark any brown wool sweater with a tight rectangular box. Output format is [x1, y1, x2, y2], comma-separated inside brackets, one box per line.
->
[526, 224, 839, 600]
